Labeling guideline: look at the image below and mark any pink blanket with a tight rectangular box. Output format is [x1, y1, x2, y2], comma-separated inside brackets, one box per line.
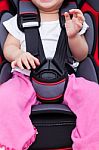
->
[0, 72, 38, 150]
[63, 74, 99, 150]
[0, 72, 99, 149]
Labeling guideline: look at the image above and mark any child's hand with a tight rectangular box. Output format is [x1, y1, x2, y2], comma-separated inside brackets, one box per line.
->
[64, 9, 85, 38]
[11, 52, 40, 70]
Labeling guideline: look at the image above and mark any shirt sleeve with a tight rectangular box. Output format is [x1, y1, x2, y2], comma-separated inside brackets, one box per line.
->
[3, 14, 24, 42]
[78, 21, 89, 35]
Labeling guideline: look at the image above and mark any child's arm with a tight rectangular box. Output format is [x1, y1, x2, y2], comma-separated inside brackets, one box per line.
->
[3, 33, 40, 69]
[64, 9, 88, 61]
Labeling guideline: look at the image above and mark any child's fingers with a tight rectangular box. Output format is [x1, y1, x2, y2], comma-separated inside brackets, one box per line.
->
[26, 55, 39, 69]
[21, 57, 31, 70]
[69, 9, 84, 20]
[69, 10, 77, 18]
[16, 59, 24, 70]
[33, 56, 40, 66]
[77, 14, 85, 23]
[28, 58, 36, 69]
[75, 21, 83, 29]
[11, 60, 24, 70]
[69, 9, 83, 16]
[64, 12, 71, 21]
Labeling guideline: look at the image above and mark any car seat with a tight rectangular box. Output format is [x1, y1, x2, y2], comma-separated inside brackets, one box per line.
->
[75, 0, 99, 85]
[79, 0, 99, 67]
[0, 0, 98, 150]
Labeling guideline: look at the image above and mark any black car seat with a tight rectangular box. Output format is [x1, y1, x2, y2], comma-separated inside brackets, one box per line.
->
[0, 0, 98, 150]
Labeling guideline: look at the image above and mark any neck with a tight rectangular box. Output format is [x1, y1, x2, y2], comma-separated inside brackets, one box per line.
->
[40, 10, 59, 22]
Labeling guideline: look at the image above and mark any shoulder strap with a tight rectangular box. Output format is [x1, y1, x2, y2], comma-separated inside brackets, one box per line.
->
[53, 1, 78, 72]
[56, 1, 78, 69]
[17, 0, 46, 63]
[53, 29, 68, 73]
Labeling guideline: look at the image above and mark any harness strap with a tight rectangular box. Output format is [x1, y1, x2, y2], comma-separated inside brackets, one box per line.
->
[53, 29, 68, 73]
[17, 0, 47, 63]
[25, 28, 39, 57]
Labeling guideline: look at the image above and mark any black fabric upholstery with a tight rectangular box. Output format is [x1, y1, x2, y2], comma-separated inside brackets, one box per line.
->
[29, 104, 76, 149]
[76, 57, 99, 83]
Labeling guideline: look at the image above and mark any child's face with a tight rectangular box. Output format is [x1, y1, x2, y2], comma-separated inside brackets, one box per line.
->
[31, 0, 64, 12]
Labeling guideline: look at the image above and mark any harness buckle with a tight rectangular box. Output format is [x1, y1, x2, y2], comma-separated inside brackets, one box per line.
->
[19, 13, 40, 29]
